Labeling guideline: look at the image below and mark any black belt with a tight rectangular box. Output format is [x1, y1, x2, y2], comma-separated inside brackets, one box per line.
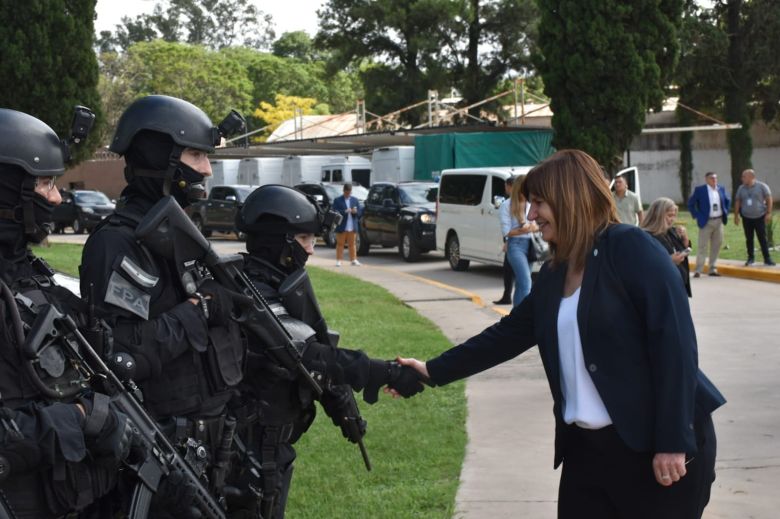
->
[159, 415, 226, 445]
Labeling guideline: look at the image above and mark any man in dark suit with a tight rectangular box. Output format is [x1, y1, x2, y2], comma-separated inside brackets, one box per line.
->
[687, 172, 730, 277]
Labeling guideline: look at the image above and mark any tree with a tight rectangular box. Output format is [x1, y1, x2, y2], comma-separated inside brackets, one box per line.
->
[535, 0, 683, 172]
[316, 0, 456, 124]
[272, 31, 318, 62]
[99, 41, 253, 135]
[252, 94, 327, 141]
[0, 0, 102, 161]
[97, 0, 275, 52]
[316, 0, 539, 124]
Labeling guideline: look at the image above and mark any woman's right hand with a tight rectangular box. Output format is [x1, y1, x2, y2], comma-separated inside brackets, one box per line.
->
[385, 357, 429, 397]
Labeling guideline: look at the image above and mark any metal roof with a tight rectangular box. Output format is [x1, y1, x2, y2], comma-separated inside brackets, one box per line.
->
[211, 124, 550, 159]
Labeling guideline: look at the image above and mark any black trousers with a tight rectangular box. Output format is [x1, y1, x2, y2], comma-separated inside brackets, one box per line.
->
[558, 415, 716, 519]
[742, 215, 772, 262]
[500, 252, 514, 299]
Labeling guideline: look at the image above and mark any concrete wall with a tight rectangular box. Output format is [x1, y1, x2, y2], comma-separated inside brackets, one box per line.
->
[627, 147, 780, 206]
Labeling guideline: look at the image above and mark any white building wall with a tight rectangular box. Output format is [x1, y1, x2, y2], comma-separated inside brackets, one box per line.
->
[627, 147, 780, 205]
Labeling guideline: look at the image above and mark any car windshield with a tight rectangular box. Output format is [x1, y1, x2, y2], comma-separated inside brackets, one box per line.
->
[399, 184, 436, 204]
[74, 191, 111, 204]
[236, 188, 254, 202]
[323, 184, 369, 201]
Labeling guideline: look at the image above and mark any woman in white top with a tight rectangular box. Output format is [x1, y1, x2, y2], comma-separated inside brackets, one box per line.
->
[394, 150, 725, 519]
[502, 175, 537, 306]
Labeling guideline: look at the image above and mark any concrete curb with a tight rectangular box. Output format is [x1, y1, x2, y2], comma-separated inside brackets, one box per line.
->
[689, 261, 780, 284]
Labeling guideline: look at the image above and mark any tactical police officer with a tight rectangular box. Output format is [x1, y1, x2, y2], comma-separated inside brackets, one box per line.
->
[230, 184, 425, 518]
[79, 95, 246, 516]
[0, 108, 135, 518]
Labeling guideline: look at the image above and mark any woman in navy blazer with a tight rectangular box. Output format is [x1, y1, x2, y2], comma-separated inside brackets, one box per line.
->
[398, 150, 725, 518]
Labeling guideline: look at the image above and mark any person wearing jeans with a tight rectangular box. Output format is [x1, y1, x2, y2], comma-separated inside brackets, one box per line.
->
[687, 172, 730, 277]
[504, 175, 537, 306]
[333, 183, 362, 266]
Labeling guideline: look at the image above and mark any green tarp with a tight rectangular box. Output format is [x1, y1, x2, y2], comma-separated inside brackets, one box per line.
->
[413, 130, 555, 180]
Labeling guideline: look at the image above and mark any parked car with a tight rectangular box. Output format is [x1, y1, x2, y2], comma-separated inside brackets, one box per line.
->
[358, 181, 438, 262]
[295, 182, 368, 247]
[52, 189, 115, 234]
[188, 184, 255, 238]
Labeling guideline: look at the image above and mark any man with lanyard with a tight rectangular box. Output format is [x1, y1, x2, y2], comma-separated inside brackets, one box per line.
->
[333, 183, 362, 266]
[688, 171, 730, 277]
[734, 169, 775, 266]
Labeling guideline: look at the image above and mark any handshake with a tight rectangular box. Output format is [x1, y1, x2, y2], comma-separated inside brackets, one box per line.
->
[363, 359, 432, 404]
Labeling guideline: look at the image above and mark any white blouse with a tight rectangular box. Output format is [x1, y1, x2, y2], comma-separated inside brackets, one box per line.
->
[557, 287, 612, 429]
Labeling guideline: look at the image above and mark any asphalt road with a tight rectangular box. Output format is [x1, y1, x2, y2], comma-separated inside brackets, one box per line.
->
[49, 234, 780, 517]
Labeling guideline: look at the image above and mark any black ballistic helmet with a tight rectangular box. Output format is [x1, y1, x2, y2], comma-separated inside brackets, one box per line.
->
[0, 109, 66, 177]
[110, 95, 219, 155]
[237, 184, 323, 236]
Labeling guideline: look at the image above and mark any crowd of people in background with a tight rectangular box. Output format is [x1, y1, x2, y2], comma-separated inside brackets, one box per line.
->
[494, 166, 775, 305]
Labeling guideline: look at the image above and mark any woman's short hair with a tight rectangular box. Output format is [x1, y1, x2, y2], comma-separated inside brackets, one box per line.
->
[641, 197, 677, 236]
[522, 149, 619, 271]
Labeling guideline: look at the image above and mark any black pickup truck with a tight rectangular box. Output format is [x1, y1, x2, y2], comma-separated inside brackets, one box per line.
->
[187, 184, 255, 238]
[52, 189, 115, 234]
[358, 181, 438, 262]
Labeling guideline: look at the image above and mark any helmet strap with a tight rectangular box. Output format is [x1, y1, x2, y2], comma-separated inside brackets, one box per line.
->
[20, 176, 37, 235]
[163, 145, 184, 196]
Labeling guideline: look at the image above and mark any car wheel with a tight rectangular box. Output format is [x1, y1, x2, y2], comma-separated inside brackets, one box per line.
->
[325, 227, 337, 248]
[357, 229, 369, 256]
[446, 233, 470, 271]
[399, 229, 421, 262]
[72, 218, 84, 234]
[193, 215, 212, 238]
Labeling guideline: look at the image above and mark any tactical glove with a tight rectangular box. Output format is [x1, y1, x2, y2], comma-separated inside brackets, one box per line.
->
[363, 359, 430, 404]
[157, 468, 204, 519]
[196, 279, 252, 327]
[321, 385, 367, 443]
[81, 393, 136, 463]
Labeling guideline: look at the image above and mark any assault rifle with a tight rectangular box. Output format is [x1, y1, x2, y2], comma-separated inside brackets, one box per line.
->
[23, 304, 226, 519]
[134, 196, 322, 397]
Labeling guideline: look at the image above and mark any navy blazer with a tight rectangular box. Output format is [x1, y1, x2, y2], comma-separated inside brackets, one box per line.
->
[427, 224, 725, 468]
[332, 195, 362, 233]
[687, 184, 730, 228]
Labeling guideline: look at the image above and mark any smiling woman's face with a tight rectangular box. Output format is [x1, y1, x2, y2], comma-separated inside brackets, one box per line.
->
[528, 196, 556, 243]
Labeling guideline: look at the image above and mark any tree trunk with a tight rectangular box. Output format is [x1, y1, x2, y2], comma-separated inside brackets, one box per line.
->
[724, 0, 752, 197]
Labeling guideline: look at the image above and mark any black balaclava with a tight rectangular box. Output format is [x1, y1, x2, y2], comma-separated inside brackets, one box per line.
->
[122, 130, 207, 210]
[0, 164, 56, 281]
[246, 230, 309, 274]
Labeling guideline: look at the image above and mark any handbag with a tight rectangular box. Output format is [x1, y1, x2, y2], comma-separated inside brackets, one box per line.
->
[527, 231, 550, 263]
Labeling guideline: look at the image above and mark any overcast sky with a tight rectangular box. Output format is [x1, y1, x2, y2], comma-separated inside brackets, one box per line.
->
[95, 0, 324, 37]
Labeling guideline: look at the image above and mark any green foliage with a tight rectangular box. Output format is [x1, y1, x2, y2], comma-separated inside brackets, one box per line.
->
[0, 0, 102, 163]
[316, 0, 539, 124]
[535, 0, 683, 171]
[98, 41, 253, 139]
[252, 94, 326, 141]
[272, 31, 318, 62]
[96, 0, 275, 52]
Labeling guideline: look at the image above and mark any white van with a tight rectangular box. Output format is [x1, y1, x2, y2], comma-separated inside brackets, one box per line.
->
[437, 165, 641, 271]
[437, 166, 533, 271]
[370, 146, 415, 185]
[321, 156, 371, 187]
[237, 157, 284, 186]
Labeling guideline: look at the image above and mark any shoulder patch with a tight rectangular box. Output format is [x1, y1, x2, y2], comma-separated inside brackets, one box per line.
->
[119, 256, 159, 288]
[105, 271, 151, 320]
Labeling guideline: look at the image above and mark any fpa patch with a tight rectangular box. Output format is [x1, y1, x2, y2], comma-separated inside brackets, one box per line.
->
[105, 271, 151, 320]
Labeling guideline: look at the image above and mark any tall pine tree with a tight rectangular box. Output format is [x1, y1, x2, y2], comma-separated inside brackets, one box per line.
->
[535, 0, 683, 172]
[0, 0, 102, 161]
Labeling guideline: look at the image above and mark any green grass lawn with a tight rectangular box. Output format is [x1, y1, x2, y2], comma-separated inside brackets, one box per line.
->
[30, 243, 467, 518]
[676, 209, 779, 262]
